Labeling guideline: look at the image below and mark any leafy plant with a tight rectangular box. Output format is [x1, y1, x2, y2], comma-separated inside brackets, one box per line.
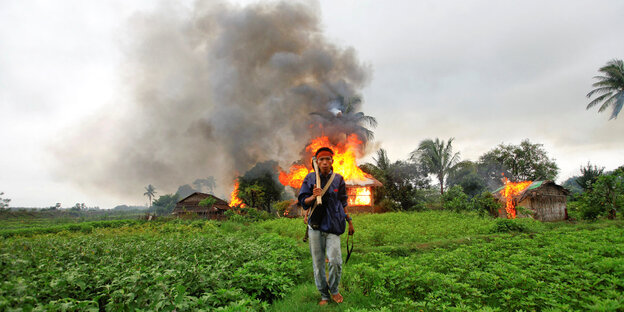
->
[490, 218, 528, 233]
[471, 191, 502, 217]
[442, 185, 470, 212]
[198, 197, 217, 208]
[576, 161, 605, 191]
[577, 168, 624, 220]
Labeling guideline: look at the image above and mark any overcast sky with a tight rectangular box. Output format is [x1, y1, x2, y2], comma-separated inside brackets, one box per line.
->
[1, 0, 623, 208]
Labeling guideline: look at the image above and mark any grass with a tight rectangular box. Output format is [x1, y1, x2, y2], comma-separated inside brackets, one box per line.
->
[0, 210, 622, 310]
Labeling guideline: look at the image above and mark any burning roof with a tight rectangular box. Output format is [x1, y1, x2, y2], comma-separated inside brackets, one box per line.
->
[275, 133, 382, 208]
[493, 180, 569, 202]
[494, 180, 570, 219]
[277, 133, 383, 190]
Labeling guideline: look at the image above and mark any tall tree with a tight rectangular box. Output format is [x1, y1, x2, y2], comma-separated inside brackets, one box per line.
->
[576, 162, 605, 192]
[410, 138, 460, 195]
[447, 160, 487, 198]
[478, 139, 559, 183]
[586, 59, 624, 120]
[151, 194, 179, 216]
[238, 161, 284, 212]
[143, 184, 157, 207]
[361, 149, 430, 210]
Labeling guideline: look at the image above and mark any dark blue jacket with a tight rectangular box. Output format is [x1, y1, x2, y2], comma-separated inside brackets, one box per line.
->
[298, 170, 348, 235]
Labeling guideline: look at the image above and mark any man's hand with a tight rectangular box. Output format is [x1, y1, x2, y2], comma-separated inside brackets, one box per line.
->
[304, 185, 323, 205]
[312, 185, 322, 198]
[348, 222, 355, 235]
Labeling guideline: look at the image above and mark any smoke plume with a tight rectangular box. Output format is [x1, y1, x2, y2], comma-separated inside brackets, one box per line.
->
[51, 0, 371, 202]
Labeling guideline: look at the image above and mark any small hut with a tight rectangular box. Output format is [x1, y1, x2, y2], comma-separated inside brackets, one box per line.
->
[494, 180, 569, 221]
[172, 192, 230, 219]
[282, 174, 384, 217]
[345, 176, 383, 213]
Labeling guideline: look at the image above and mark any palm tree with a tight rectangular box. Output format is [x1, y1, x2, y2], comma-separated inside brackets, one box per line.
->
[311, 95, 378, 140]
[144, 184, 156, 207]
[586, 59, 624, 120]
[410, 138, 460, 195]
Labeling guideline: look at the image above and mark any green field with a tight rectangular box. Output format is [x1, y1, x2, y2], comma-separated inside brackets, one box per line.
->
[1, 212, 622, 311]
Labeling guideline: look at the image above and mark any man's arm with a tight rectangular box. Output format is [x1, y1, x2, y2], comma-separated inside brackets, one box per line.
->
[298, 174, 322, 209]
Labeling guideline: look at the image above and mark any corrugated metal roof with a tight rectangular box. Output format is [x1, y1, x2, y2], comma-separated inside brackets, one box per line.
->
[493, 180, 569, 202]
[493, 180, 542, 193]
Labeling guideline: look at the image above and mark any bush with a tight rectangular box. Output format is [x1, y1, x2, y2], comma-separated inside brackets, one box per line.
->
[577, 169, 624, 220]
[410, 202, 429, 212]
[225, 207, 273, 223]
[578, 201, 604, 221]
[198, 197, 217, 207]
[566, 201, 582, 221]
[471, 191, 502, 217]
[490, 218, 528, 233]
[271, 200, 292, 217]
[379, 198, 401, 212]
[442, 185, 470, 212]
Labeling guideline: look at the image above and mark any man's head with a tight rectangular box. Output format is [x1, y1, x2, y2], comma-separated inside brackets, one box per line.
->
[315, 147, 334, 175]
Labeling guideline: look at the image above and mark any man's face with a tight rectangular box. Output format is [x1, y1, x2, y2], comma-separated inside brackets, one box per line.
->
[317, 156, 333, 174]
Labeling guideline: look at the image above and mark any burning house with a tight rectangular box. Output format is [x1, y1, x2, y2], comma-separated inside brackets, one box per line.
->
[277, 134, 383, 216]
[344, 176, 383, 213]
[494, 180, 569, 221]
[173, 192, 231, 219]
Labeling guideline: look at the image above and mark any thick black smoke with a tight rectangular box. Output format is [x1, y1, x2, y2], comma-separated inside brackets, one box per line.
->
[51, 0, 371, 202]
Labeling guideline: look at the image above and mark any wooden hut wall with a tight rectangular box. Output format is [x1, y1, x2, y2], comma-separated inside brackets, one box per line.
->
[520, 185, 567, 221]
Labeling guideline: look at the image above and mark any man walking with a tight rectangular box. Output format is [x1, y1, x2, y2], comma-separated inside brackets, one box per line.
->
[299, 147, 355, 305]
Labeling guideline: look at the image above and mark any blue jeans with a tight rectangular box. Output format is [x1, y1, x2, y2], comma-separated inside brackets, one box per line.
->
[308, 226, 342, 300]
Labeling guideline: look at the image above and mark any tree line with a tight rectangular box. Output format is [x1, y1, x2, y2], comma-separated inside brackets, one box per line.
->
[142, 58, 624, 219]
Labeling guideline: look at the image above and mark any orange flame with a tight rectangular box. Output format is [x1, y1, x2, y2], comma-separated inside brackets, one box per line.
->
[500, 178, 532, 219]
[278, 134, 369, 189]
[278, 164, 310, 189]
[306, 134, 368, 181]
[229, 180, 246, 208]
[348, 187, 372, 206]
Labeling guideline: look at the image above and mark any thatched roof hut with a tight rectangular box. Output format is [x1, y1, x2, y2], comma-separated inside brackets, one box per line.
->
[173, 192, 230, 219]
[284, 174, 384, 217]
[345, 175, 383, 213]
[494, 180, 570, 221]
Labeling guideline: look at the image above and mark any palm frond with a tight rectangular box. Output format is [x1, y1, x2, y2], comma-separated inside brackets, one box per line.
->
[373, 149, 391, 170]
[586, 86, 618, 98]
[609, 92, 624, 120]
[591, 79, 619, 88]
[359, 115, 378, 128]
[598, 93, 618, 112]
[603, 69, 624, 83]
[587, 93, 612, 109]
[587, 59, 624, 118]
[365, 128, 375, 140]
